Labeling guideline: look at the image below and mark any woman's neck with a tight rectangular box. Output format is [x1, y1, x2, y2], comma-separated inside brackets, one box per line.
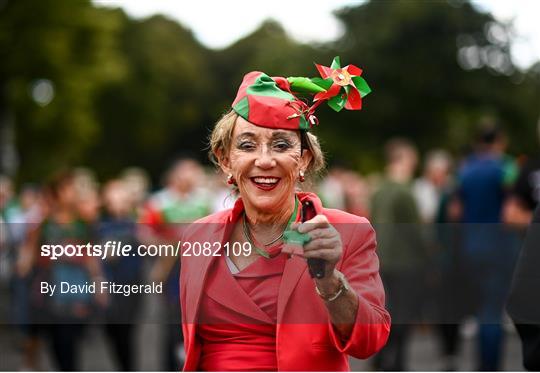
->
[243, 194, 296, 233]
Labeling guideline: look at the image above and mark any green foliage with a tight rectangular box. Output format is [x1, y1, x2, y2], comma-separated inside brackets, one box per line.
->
[91, 14, 214, 179]
[327, 0, 539, 170]
[0, 0, 126, 180]
[1, 0, 539, 182]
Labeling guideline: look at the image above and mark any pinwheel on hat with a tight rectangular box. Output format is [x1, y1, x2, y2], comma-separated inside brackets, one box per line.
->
[231, 56, 371, 131]
[311, 56, 372, 112]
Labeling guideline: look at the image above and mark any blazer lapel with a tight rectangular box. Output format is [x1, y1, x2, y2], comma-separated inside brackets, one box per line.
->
[277, 255, 307, 323]
[184, 251, 216, 324]
[184, 221, 231, 324]
[184, 200, 245, 324]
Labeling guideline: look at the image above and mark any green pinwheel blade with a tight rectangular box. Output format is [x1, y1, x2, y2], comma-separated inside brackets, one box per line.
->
[328, 93, 346, 112]
[287, 77, 327, 94]
[330, 56, 341, 69]
[351, 76, 372, 97]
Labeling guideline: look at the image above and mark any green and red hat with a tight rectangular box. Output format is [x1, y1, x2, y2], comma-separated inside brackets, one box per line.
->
[231, 56, 371, 131]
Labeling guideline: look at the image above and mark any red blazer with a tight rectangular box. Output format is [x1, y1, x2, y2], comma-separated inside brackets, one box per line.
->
[180, 192, 390, 371]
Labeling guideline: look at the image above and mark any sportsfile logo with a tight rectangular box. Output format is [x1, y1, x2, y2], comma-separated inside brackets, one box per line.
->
[40, 240, 252, 260]
[40, 241, 180, 260]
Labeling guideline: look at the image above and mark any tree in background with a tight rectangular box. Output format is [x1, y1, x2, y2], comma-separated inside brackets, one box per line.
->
[91, 14, 214, 179]
[321, 0, 540, 171]
[1, 0, 539, 182]
[0, 0, 126, 180]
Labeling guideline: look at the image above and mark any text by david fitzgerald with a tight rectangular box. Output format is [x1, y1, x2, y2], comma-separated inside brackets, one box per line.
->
[41, 281, 162, 297]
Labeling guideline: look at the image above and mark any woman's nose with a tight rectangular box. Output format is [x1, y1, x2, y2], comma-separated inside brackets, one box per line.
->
[254, 146, 276, 169]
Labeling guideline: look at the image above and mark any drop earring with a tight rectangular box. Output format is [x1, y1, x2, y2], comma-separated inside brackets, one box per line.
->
[299, 170, 305, 182]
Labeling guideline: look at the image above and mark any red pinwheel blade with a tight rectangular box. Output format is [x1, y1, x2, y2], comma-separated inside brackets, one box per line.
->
[344, 87, 362, 110]
[344, 64, 363, 77]
[315, 64, 334, 79]
[314, 83, 341, 101]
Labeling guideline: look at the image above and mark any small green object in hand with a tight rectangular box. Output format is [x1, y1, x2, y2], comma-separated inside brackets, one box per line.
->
[283, 230, 311, 246]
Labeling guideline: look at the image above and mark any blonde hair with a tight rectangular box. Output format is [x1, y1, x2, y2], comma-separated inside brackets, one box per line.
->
[208, 110, 325, 177]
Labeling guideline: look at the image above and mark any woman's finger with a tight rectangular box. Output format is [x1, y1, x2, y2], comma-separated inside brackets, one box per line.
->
[303, 237, 340, 252]
[297, 215, 330, 233]
[303, 248, 339, 261]
[306, 227, 335, 241]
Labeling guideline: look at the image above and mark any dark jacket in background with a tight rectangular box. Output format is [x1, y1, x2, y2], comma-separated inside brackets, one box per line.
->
[507, 206, 540, 370]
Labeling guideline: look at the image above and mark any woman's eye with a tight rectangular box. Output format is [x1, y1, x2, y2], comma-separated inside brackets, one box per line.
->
[273, 141, 293, 151]
[238, 141, 256, 151]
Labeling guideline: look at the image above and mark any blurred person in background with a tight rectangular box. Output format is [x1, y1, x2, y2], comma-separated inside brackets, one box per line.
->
[209, 169, 237, 213]
[490, 125, 519, 189]
[139, 158, 211, 370]
[76, 184, 101, 226]
[318, 166, 370, 217]
[2, 184, 44, 251]
[16, 169, 105, 371]
[0, 175, 16, 262]
[121, 167, 151, 214]
[506, 118, 540, 370]
[0, 177, 37, 370]
[413, 150, 453, 224]
[318, 166, 347, 210]
[0, 174, 15, 213]
[507, 205, 540, 371]
[371, 138, 427, 371]
[503, 118, 540, 226]
[5, 184, 45, 370]
[414, 151, 465, 370]
[340, 170, 371, 217]
[2, 182, 44, 281]
[98, 179, 143, 371]
[457, 124, 520, 371]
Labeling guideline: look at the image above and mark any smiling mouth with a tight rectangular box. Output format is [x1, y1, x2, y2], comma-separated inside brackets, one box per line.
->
[250, 177, 280, 191]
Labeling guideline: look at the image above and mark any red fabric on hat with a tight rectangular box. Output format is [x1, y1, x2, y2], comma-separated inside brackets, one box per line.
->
[247, 94, 301, 131]
[271, 76, 292, 93]
[231, 71, 261, 107]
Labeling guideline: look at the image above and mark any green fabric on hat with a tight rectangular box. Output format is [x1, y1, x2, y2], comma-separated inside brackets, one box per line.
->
[232, 96, 249, 119]
[246, 73, 295, 101]
[298, 115, 310, 130]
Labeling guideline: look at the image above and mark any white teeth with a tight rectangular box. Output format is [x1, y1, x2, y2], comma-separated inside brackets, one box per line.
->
[253, 177, 278, 184]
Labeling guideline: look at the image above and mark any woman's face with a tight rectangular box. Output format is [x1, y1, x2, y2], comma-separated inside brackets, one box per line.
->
[222, 116, 312, 215]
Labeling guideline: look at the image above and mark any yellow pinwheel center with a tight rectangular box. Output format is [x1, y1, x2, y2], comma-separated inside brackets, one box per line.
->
[331, 69, 352, 86]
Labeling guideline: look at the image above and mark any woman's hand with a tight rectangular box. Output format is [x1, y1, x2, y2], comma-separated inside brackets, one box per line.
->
[291, 214, 343, 276]
[292, 214, 358, 340]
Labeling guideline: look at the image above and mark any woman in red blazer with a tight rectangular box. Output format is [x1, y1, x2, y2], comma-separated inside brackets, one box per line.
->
[180, 62, 390, 371]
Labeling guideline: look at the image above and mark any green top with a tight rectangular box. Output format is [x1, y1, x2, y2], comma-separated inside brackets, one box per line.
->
[370, 179, 427, 272]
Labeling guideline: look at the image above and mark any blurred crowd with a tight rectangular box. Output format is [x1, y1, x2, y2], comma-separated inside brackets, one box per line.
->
[1, 122, 539, 371]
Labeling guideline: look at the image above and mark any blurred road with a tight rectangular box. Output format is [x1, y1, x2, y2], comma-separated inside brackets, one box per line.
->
[0, 282, 525, 372]
[1, 312, 525, 371]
